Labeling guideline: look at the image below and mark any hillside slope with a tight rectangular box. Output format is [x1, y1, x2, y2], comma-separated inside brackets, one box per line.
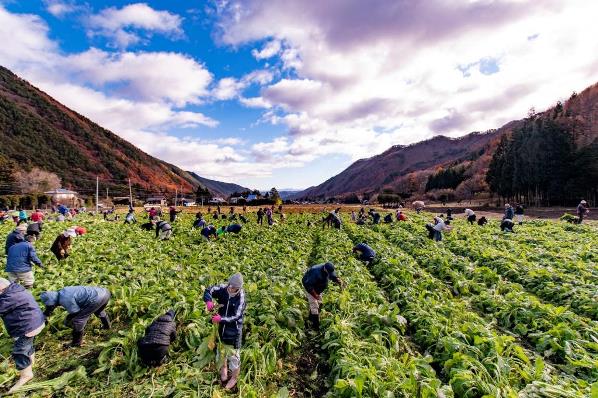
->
[0, 66, 222, 197]
[294, 129, 508, 199]
[187, 172, 249, 197]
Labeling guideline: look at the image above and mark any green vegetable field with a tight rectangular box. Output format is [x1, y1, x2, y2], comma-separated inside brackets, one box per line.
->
[1, 212, 597, 397]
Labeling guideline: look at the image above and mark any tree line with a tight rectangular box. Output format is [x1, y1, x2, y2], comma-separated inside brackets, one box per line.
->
[486, 113, 598, 206]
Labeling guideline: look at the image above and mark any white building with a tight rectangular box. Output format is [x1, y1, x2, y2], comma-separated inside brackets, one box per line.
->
[44, 188, 79, 205]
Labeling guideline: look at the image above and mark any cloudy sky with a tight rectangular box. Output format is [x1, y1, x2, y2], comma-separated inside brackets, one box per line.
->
[0, 1, 596, 189]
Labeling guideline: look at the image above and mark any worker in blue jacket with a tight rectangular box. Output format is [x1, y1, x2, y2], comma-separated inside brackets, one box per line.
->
[40, 286, 111, 347]
[6, 235, 43, 289]
[302, 262, 344, 330]
[5, 223, 26, 254]
[203, 273, 246, 391]
[0, 278, 45, 393]
[353, 243, 376, 265]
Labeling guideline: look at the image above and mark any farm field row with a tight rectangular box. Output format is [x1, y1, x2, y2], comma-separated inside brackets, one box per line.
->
[0, 212, 596, 397]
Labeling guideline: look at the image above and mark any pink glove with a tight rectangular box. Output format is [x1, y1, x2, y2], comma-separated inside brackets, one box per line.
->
[206, 301, 214, 311]
[212, 314, 222, 324]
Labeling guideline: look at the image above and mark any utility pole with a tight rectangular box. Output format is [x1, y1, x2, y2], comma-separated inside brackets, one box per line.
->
[128, 178, 133, 208]
[95, 176, 99, 214]
[175, 188, 178, 207]
[106, 188, 109, 201]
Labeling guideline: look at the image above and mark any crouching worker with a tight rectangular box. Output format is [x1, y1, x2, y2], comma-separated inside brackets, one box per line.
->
[50, 227, 85, 260]
[201, 225, 217, 241]
[464, 209, 476, 225]
[154, 218, 172, 240]
[302, 262, 344, 330]
[203, 273, 246, 391]
[500, 218, 515, 233]
[41, 286, 111, 347]
[0, 278, 45, 393]
[477, 216, 488, 226]
[138, 309, 176, 366]
[352, 243, 376, 265]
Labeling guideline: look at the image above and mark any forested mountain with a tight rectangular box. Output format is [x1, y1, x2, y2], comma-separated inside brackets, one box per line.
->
[0, 66, 232, 198]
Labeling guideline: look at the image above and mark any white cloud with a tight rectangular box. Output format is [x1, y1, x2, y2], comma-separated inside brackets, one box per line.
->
[66, 49, 212, 106]
[44, 0, 78, 17]
[87, 3, 183, 48]
[212, 0, 598, 176]
[211, 69, 274, 101]
[251, 39, 281, 60]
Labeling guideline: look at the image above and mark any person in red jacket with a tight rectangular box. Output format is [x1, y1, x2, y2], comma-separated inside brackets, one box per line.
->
[30, 209, 44, 223]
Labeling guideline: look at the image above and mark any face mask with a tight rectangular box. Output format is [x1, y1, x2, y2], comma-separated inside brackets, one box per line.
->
[227, 286, 240, 296]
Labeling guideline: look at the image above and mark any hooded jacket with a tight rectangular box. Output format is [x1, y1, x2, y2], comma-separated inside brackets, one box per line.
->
[353, 243, 376, 261]
[6, 241, 42, 273]
[226, 224, 242, 233]
[302, 263, 340, 295]
[0, 283, 45, 337]
[203, 284, 246, 348]
[139, 310, 177, 346]
[41, 286, 110, 314]
[5, 230, 24, 255]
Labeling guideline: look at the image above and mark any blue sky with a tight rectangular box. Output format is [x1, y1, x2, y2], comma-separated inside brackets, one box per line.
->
[0, 0, 597, 190]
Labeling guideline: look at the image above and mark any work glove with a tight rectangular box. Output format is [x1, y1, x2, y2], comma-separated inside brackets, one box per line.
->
[206, 301, 214, 311]
[212, 314, 222, 324]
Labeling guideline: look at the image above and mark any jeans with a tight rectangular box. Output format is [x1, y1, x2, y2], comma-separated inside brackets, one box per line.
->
[12, 336, 34, 370]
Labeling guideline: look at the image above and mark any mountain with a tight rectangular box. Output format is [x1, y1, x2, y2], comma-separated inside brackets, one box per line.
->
[0, 66, 231, 198]
[188, 172, 250, 198]
[294, 80, 598, 202]
[293, 129, 509, 200]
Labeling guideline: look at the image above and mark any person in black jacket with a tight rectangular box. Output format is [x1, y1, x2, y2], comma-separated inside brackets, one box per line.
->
[500, 218, 515, 233]
[5, 224, 26, 255]
[302, 263, 344, 330]
[383, 213, 393, 223]
[203, 273, 246, 391]
[353, 243, 376, 265]
[201, 225, 217, 241]
[0, 278, 45, 393]
[138, 309, 177, 366]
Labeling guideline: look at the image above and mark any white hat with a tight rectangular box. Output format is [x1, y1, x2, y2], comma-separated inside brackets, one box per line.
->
[64, 229, 77, 238]
[581, 200, 587, 204]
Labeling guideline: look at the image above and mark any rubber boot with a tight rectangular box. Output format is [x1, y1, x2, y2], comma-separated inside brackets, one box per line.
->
[308, 313, 320, 331]
[8, 366, 33, 393]
[70, 330, 84, 347]
[225, 368, 240, 391]
[100, 315, 111, 330]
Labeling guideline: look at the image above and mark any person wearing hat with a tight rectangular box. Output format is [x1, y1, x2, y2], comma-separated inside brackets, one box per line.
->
[40, 285, 111, 347]
[576, 200, 589, 224]
[6, 235, 43, 289]
[353, 243, 376, 265]
[503, 204, 514, 221]
[302, 262, 344, 330]
[153, 218, 173, 240]
[5, 223, 27, 255]
[50, 228, 77, 260]
[137, 309, 177, 366]
[464, 208, 476, 225]
[0, 278, 45, 393]
[203, 273, 246, 391]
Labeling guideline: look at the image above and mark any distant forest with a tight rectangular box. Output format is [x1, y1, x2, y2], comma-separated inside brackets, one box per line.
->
[486, 113, 598, 206]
